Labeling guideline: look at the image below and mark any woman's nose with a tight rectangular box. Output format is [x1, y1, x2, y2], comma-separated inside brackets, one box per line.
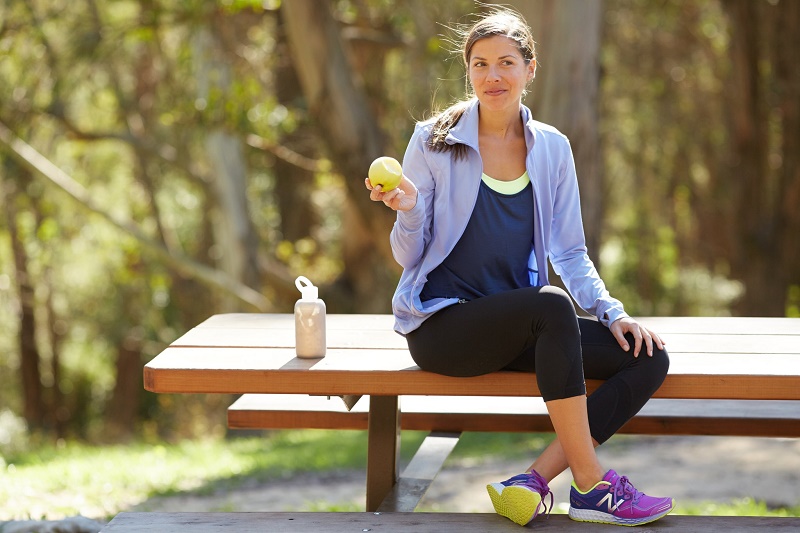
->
[487, 65, 500, 81]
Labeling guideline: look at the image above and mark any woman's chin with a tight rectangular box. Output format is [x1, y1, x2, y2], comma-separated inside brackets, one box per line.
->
[477, 96, 518, 112]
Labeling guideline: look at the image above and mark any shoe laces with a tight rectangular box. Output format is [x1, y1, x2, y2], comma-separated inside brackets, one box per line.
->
[611, 475, 642, 507]
[509, 471, 554, 517]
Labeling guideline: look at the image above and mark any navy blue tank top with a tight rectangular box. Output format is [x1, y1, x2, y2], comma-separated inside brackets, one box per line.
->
[421, 175, 535, 302]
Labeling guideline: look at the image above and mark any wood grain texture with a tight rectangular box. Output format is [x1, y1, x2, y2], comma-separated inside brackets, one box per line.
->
[376, 432, 460, 513]
[196, 313, 800, 335]
[100, 512, 800, 532]
[227, 395, 800, 437]
[145, 315, 800, 400]
[366, 396, 400, 512]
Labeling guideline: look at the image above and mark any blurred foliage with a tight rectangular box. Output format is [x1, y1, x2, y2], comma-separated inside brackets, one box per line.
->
[600, 0, 737, 316]
[0, 0, 798, 446]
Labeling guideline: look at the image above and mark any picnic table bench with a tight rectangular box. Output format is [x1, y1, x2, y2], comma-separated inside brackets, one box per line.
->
[228, 393, 800, 438]
[104, 313, 800, 532]
[101, 511, 800, 531]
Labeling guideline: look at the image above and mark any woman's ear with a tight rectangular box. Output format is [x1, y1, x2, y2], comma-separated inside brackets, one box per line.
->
[528, 60, 537, 81]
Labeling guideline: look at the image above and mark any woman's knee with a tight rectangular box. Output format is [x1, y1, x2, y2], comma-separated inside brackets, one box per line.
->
[638, 346, 670, 390]
[521, 285, 578, 336]
[535, 286, 576, 318]
[651, 346, 670, 379]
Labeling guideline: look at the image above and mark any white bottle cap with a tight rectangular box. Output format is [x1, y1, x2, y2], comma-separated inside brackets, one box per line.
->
[295, 276, 318, 300]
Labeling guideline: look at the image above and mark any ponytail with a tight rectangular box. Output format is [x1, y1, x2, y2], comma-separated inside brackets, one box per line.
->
[426, 99, 474, 160]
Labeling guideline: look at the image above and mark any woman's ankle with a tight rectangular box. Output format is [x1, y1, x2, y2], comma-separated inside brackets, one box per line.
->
[572, 469, 605, 493]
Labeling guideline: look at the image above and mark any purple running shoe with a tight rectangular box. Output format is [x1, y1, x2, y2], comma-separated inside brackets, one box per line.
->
[569, 469, 675, 526]
[486, 470, 553, 526]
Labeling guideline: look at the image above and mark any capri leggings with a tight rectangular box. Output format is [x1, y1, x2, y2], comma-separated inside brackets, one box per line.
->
[405, 285, 670, 444]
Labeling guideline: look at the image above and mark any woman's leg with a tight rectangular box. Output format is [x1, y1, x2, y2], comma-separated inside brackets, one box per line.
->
[526, 317, 669, 483]
[406, 286, 584, 387]
[581, 318, 670, 443]
[407, 286, 604, 487]
[539, 395, 603, 491]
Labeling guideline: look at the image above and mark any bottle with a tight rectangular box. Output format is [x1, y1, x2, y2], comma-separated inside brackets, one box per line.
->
[294, 276, 326, 358]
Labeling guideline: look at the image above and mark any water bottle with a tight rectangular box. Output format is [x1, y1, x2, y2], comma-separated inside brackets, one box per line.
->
[294, 276, 326, 358]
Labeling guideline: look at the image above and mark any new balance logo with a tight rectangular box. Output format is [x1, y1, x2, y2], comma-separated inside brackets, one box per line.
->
[597, 493, 623, 512]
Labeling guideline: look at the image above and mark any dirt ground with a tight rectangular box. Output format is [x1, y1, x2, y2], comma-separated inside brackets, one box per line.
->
[133, 435, 800, 514]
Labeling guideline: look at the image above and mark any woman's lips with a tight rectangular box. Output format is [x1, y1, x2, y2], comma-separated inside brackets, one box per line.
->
[485, 89, 506, 96]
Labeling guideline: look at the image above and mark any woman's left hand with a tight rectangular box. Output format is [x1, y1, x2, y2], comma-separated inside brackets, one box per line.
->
[609, 317, 665, 357]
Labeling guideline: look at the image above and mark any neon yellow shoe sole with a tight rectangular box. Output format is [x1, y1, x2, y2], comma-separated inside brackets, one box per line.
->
[487, 482, 542, 526]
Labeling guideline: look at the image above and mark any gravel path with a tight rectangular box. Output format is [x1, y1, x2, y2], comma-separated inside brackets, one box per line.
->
[133, 435, 800, 514]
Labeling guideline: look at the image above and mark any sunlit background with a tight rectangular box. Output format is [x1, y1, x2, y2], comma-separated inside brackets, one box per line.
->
[1, 0, 798, 522]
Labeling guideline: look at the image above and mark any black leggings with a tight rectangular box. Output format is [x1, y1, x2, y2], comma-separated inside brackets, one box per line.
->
[406, 286, 669, 444]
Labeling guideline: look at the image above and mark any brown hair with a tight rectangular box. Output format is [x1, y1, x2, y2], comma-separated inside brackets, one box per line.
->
[427, 7, 537, 159]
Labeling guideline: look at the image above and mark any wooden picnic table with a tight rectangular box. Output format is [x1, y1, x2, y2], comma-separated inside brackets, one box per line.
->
[143, 313, 800, 512]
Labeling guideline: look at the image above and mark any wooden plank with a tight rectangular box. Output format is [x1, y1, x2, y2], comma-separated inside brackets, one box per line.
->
[196, 313, 800, 336]
[398, 411, 800, 437]
[146, 347, 800, 376]
[377, 432, 461, 512]
[634, 316, 800, 335]
[172, 326, 800, 353]
[618, 416, 800, 437]
[171, 326, 408, 350]
[147, 367, 800, 400]
[366, 395, 400, 512]
[148, 367, 800, 399]
[228, 395, 800, 437]
[228, 394, 800, 419]
[100, 512, 800, 532]
[229, 406, 800, 436]
[144, 347, 800, 400]
[197, 313, 394, 330]
[657, 334, 799, 354]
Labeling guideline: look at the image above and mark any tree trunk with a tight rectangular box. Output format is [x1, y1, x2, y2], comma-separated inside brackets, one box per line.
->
[44, 274, 68, 438]
[512, 0, 605, 260]
[280, 0, 399, 311]
[722, 0, 799, 316]
[773, 0, 800, 304]
[193, 24, 261, 304]
[105, 332, 143, 440]
[272, 11, 318, 243]
[2, 166, 45, 430]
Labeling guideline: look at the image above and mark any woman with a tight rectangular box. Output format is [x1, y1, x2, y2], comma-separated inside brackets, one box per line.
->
[365, 8, 674, 528]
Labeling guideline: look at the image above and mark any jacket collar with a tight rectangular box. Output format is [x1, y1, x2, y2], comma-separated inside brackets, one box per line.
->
[444, 98, 481, 150]
[444, 98, 538, 152]
[520, 104, 538, 150]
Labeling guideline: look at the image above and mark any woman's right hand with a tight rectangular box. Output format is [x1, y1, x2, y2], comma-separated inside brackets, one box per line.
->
[365, 175, 418, 212]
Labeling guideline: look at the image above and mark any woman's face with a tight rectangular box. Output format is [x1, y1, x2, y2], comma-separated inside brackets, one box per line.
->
[468, 35, 535, 114]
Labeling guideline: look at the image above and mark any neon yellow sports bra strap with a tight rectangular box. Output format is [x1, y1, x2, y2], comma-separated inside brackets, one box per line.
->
[481, 171, 530, 195]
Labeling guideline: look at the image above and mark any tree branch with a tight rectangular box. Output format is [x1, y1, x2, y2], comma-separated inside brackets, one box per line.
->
[245, 133, 329, 173]
[0, 119, 271, 312]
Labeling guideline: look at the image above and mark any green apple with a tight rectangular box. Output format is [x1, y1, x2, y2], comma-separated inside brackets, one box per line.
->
[368, 156, 403, 192]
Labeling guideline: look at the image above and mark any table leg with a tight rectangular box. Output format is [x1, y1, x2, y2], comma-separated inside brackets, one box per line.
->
[366, 395, 400, 512]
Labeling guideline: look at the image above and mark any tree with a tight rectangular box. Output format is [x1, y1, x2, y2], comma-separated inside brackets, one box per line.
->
[280, 0, 400, 312]
[2, 166, 45, 431]
[512, 0, 606, 258]
[720, 0, 800, 315]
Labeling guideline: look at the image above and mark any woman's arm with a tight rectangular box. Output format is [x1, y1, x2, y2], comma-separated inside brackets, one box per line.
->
[366, 123, 435, 269]
[548, 138, 626, 326]
[549, 139, 664, 356]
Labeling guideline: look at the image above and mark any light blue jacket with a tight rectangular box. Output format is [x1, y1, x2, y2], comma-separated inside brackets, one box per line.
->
[391, 99, 628, 335]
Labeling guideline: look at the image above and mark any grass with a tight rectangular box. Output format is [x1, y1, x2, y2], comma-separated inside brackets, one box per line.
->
[675, 498, 800, 517]
[0, 430, 546, 521]
[1, 431, 372, 521]
[1, 431, 797, 521]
